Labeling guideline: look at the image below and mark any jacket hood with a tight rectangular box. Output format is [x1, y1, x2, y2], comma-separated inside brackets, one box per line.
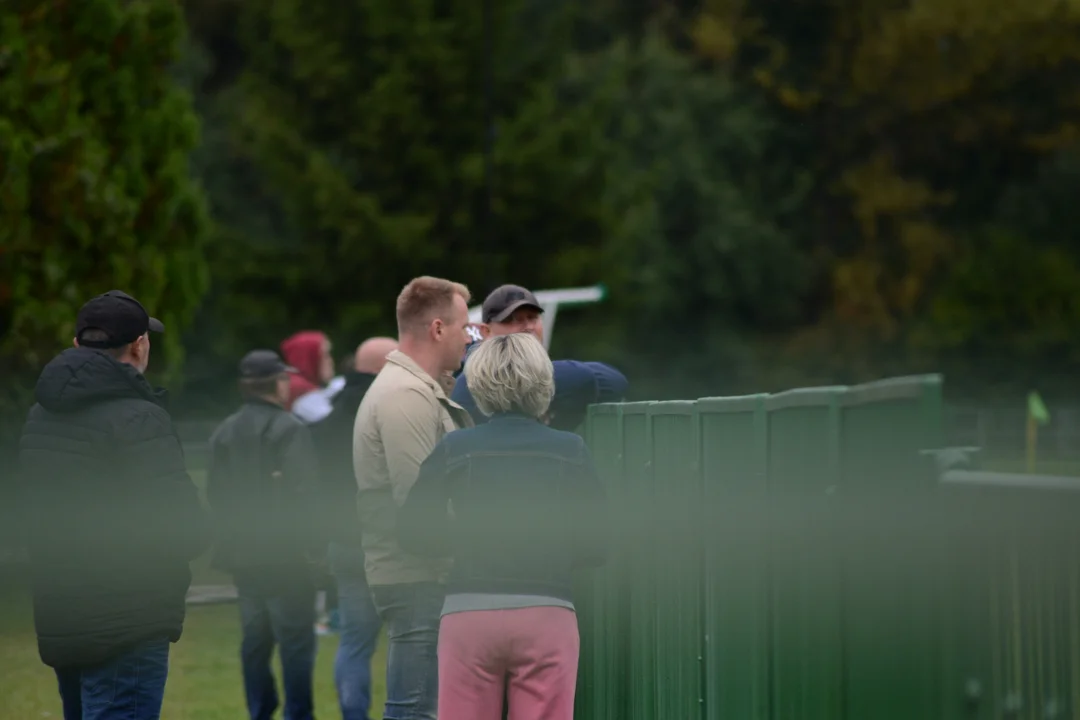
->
[34, 348, 161, 413]
[280, 331, 327, 407]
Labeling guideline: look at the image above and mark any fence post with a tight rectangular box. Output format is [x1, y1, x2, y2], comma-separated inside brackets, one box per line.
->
[838, 375, 945, 720]
[579, 402, 627, 720]
[646, 400, 704, 720]
[764, 386, 846, 719]
[618, 402, 658, 720]
[697, 394, 769, 720]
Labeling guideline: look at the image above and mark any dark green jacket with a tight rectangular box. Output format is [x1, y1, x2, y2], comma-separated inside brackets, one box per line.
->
[206, 399, 321, 579]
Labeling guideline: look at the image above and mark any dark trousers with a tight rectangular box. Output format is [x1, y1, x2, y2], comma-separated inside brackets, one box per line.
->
[55, 638, 170, 720]
[236, 574, 317, 720]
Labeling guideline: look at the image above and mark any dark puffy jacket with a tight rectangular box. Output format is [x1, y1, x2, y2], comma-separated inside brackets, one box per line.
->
[206, 399, 321, 581]
[18, 348, 209, 669]
[309, 371, 377, 545]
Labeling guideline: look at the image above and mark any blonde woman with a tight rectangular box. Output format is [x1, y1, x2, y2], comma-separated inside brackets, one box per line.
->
[398, 332, 607, 720]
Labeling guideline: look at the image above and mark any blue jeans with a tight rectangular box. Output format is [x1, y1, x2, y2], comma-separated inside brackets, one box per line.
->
[370, 582, 445, 720]
[329, 542, 382, 720]
[55, 638, 170, 720]
[236, 577, 317, 720]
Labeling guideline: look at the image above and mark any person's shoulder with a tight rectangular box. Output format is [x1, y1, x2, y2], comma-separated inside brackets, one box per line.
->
[372, 378, 436, 408]
[269, 406, 309, 436]
[111, 395, 174, 437]
[542, 426, 589, 456]
[208, 408, 241, 444]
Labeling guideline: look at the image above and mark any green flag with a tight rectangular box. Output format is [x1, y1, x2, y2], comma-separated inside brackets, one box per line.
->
[1028, 391, 1050, 425]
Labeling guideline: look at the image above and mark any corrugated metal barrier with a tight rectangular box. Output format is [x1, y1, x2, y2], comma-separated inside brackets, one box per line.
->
[576, 374, 1080, 720]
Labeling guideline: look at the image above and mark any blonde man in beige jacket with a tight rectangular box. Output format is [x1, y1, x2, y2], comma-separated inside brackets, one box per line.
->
[353, 276, 474, 720]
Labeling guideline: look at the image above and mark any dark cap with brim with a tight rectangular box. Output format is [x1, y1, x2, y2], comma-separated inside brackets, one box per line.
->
[240, 349, 297, 379]
[481, 284, 544, 324]
[75, 290, 164, 349]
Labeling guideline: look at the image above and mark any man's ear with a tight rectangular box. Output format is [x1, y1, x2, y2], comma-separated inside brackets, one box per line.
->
[478, 323, 492, 339]
[72, 337, 80, 348]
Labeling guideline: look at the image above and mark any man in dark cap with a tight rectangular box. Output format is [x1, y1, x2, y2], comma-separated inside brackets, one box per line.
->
[451, 284, 630, 431]
[206, 349, 322, 720]
[18, 290, 209, 720]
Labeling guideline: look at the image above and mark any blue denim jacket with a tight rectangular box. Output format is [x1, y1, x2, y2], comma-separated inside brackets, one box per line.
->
[397, 413, 607, 603]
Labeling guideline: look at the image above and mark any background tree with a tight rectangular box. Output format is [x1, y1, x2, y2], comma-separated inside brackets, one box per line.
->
[0, 0, 211, 419]
[554, 30, 814, 397]
[173, 0, 614, 408]
[693, 0, 1080, 390]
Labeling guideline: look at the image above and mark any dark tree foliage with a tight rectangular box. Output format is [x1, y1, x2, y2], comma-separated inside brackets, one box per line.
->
[0, 0, 211, 418]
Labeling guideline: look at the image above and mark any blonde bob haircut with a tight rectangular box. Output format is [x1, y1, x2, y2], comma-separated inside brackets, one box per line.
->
[465, 333, 555, 419]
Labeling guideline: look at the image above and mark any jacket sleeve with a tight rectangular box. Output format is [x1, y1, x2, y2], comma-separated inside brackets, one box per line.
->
[397, 440, 452, 557]
[548, 360, 630, 431]
[376, 387, 444, 507]
[119, 406, 211, 563]
[572, 440, 609, 568]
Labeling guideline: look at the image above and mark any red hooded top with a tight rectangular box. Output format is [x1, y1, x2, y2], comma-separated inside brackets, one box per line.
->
[280, 331, 328, 410]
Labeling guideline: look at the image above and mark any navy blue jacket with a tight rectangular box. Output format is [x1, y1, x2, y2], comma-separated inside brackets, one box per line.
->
[398, 413, 607, 603]
[451, 343, 628, 431]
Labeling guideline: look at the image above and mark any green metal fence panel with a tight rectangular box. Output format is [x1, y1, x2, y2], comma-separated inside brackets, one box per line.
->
[697, 395, 769, 720]
[840, 374, 944, 491]
[837, 376, 947, 720]
[580, 403, 628, 720]
[647, 401, 704, 720]
[764, 387, 845, 720]
[938, 476, 1080, 720]
[577, 374, 1080, 720]
[620, 402, 659, 720]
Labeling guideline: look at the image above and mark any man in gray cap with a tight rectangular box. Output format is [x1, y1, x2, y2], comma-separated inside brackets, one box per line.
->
[206, 349, 323, 720]
[452, 284, 629, 431]
[19, 290, 208, 720]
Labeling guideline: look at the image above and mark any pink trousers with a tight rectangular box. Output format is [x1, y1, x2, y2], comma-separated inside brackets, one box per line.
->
[437, 606, 580, 720]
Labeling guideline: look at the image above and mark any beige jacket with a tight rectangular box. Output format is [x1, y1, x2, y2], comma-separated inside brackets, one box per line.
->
[352, 350, 473, 586]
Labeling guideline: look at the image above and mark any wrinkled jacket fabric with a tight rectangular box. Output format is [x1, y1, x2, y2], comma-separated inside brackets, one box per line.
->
[19, 348, 209, 669]
[398, 413, 608, 602]
[353, 350, 473, 586]
[206, 399, 321, 579]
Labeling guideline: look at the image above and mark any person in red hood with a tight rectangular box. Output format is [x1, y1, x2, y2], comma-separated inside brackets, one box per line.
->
[280, 331, 335, 411]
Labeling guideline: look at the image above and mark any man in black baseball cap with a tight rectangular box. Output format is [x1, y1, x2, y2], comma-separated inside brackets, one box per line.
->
[479, 284, 545, 341]
[206, 349, 321, 720]
[452, 283, 629, 432]
[75, 289, 165, 350]
[19, 290, 209, 717]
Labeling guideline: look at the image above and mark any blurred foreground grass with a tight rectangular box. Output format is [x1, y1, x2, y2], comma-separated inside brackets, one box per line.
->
[0, 571, 387, 720]
[0, 469, 388, 719]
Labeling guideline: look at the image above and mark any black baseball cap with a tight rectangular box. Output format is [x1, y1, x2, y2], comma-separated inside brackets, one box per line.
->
[239, 349, 297, 379]
[481, 284, 544, 324]
[75, 290, 165, 349]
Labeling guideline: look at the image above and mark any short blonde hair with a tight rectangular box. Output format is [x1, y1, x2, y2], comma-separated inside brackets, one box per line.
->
[465, 333, 554, 418]
[396, 276, 471, 335]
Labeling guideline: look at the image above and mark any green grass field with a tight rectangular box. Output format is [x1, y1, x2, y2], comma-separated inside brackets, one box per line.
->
[0, 471, 388, 719]
[0, 580, 388, 719]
